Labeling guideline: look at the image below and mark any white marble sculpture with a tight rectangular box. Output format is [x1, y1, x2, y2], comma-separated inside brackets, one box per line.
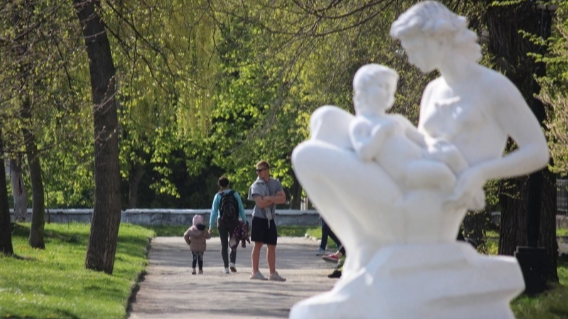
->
[290, 1, 549, 319]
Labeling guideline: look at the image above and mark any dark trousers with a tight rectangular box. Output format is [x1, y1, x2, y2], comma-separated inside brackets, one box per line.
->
[192, 252, 204, 270]
[320, 219, 345, 255]
[218, 221, 237, 268]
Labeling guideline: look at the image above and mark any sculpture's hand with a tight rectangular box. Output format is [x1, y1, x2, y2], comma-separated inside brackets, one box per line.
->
[351, 120, 375, 161]
[444, 168, 486, 211]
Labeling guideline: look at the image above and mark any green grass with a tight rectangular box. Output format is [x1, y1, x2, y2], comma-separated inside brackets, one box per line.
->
[512, 260, 568, 319]
[0, 222, 154, 319]
[466, 228, 568, 317]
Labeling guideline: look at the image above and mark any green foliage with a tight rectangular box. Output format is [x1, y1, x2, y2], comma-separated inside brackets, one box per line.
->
[537, 1, 568, 176]
[0, 223, 154, 319]
[4, 0, 556, 211]
[0, 1, 95, 208]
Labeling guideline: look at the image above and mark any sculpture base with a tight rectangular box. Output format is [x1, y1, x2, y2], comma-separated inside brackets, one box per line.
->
[290, 243, 524, 319]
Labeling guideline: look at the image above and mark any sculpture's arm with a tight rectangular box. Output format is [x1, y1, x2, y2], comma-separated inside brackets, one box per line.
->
[394, 114, 427, 149]
[448, 77, 549, 207]
[350, 118, 397, 161]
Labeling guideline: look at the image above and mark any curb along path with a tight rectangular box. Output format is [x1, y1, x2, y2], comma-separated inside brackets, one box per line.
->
[128, 237, 336, 319]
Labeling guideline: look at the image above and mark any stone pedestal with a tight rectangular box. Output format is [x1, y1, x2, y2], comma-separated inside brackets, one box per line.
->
[290, 243, 524, 319]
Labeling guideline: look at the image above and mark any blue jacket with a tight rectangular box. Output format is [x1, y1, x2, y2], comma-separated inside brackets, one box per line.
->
[209, 189, 247, 229]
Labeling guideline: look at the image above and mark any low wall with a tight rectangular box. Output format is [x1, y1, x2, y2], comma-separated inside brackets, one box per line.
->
[9, 208, 320, 227]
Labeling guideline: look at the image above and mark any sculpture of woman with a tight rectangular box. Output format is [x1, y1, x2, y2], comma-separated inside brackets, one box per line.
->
[291, 1, 549, 318]
[390, 1, 549, 210]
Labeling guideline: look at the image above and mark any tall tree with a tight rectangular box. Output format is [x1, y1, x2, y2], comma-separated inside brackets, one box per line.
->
[7, 157, 27, 222]
[73, 0, 122, 274]
[0, 128, 14, 255]
[485, 1, 558, 284]
[8, 0, 47, 248]
[22, 97, 46, 248]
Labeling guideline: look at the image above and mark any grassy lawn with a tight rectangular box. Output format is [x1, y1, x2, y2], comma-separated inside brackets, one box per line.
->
[0, 223, 154, 319]
[513, 261, 568, 319]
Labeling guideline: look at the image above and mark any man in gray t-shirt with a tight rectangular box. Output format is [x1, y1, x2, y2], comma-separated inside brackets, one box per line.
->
[247, 160, 287, 281]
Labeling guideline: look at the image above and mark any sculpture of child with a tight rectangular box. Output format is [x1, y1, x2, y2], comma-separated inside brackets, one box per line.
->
[349, 64, 469, 193]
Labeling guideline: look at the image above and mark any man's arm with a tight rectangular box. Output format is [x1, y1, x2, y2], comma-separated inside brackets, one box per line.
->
[264, 190, 286, 204]
[253, 194, 274, 208]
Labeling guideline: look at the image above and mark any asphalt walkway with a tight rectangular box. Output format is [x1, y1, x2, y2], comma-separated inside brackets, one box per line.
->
[127, 236, 336, 319]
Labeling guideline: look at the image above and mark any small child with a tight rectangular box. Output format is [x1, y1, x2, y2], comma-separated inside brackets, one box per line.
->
[349, 63, 469, 193]
[183, 214, 212, 275]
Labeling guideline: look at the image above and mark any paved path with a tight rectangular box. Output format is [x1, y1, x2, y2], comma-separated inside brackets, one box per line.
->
[128, 236, 336, 319]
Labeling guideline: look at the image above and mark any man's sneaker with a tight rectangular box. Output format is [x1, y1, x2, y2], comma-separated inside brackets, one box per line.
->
[224, 267, 230, 274]
[322, 254, 339, 263]
[250, 271, 267, 280]
[191, 268, 196, 275]
[327, 269, 342, 278]
[198, 269, 203, 275]
[316, 248, 325, 256]
[229, 263, 237, 273]
[269, 272, 286, 282]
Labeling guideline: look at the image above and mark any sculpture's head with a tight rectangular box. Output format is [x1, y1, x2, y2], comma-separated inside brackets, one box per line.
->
[389, 1, 481, 72]
[353, 64, 399, 115]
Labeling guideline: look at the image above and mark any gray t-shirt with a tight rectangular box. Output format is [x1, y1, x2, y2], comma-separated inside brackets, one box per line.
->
[248, 177, 284, 220]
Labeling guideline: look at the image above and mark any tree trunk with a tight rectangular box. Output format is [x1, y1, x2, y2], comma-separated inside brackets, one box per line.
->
[128, 164, 145, 209]
[498, 178, 528, 255]
[486, 2, 558, 283]
[74, 0, 122, 274]
[21, 97, 45, 249]
[0, 128, 14, 255]
[540, 169, 558, 282]
[289, 170, 302, 210]
[7, 157, 27, 222]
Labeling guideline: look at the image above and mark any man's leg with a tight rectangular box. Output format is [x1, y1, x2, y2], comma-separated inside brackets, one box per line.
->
[267, 244, 276, 274]
[266, 219, 279, 275]
[251, 241, 263, 274]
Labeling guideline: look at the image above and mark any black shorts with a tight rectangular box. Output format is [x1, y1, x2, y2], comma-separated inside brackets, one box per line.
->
[250, 216, 277, 246]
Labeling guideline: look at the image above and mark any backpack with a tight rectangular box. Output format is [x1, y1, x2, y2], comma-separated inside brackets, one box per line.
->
[219, 190, 239, 229]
